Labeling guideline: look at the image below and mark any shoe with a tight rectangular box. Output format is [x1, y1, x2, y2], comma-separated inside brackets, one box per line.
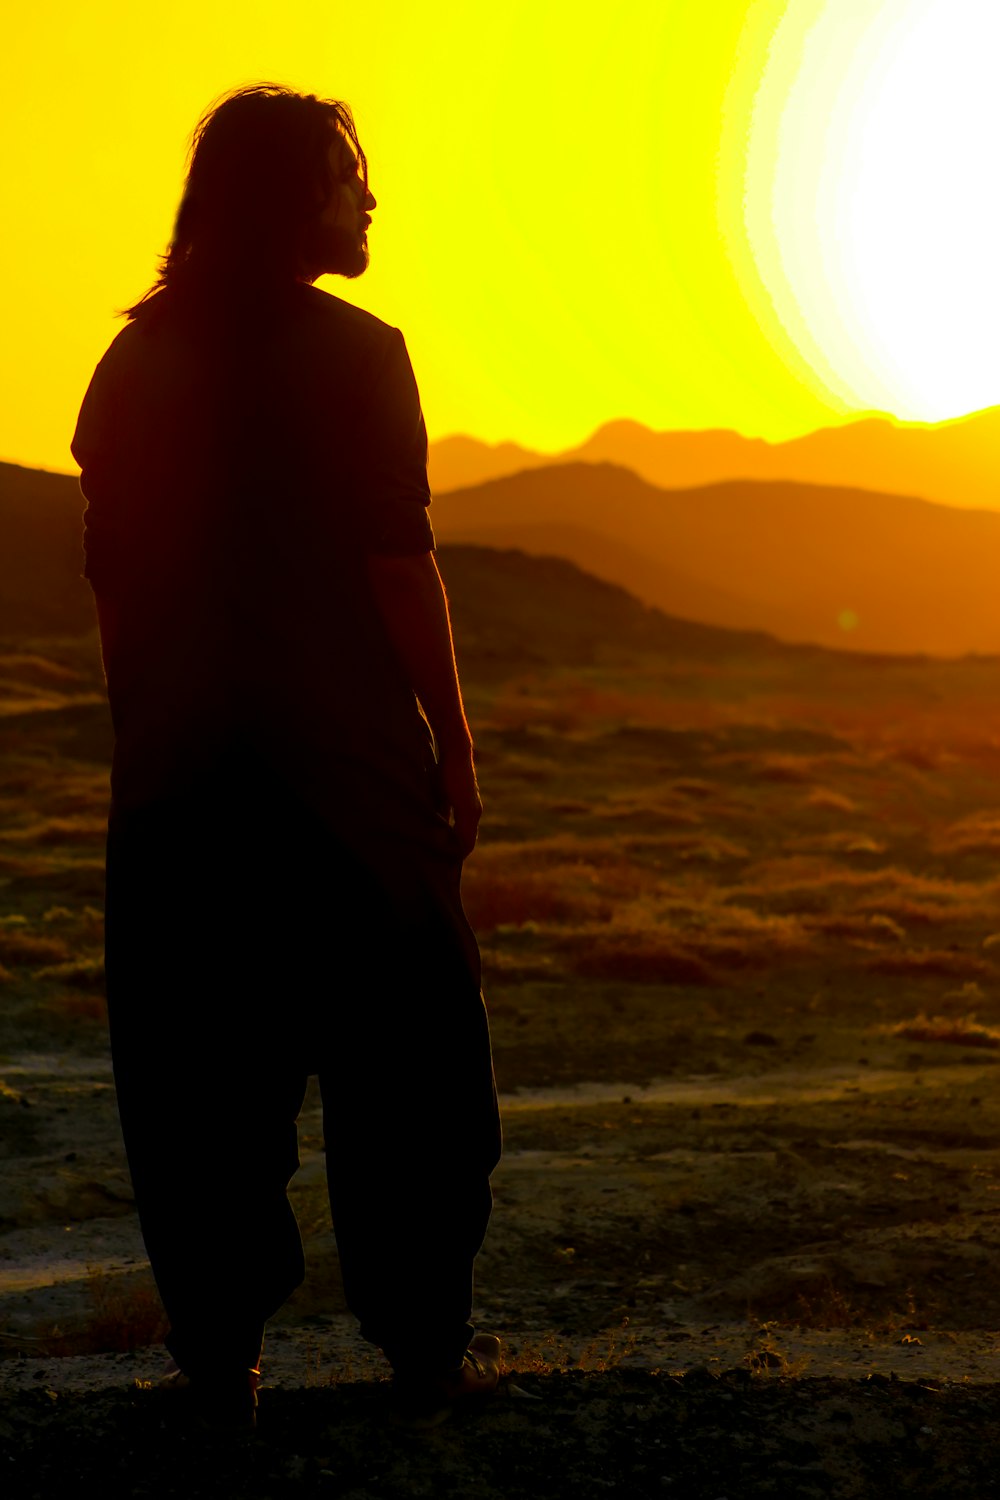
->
[390, 1333, 502, 1430]
[158, 1359, 261, 1435]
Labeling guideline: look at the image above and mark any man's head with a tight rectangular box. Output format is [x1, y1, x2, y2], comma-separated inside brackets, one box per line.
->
[134, 85, 374, 308]
[305, 128, 377, 282]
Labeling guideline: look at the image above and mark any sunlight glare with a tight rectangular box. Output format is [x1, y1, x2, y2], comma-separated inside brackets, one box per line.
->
[743, 0, 1000, 422]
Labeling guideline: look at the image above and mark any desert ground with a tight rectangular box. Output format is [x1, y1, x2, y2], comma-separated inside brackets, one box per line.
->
[4, 546, 1000, 1497]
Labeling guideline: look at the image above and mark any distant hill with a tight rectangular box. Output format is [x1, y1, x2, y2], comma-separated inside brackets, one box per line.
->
[431, 462, 1000, 657]
[0, 460, 791, 665]
[0, 461, 91, 635]
[428, 435, 545, 494]
[438, 545, 793, 673]
[429, 408, 1000, 512]
[8, 456, 998, 658]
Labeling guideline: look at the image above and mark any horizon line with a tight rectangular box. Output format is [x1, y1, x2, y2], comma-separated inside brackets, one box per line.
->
[6, 399, 1000, 479]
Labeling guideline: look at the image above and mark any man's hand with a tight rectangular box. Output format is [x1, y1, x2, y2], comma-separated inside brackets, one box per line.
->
[367, 551, 483, 857]
[440, 742, 482, 858]
[95, 594, 121, 682]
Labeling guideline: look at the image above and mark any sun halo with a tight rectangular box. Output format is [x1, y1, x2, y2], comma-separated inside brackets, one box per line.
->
[739, 0, 1000, 426]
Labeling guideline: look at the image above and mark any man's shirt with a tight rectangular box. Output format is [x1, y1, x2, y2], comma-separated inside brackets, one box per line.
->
[72, 283, 441, 840]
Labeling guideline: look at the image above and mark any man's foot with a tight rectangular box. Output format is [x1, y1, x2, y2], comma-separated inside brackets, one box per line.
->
[390, 1334, 502, 1430]
[158, 1359, 260, 1435]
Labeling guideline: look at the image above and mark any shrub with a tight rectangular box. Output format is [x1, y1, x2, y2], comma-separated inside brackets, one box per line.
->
[885, 1013, 1000, 1048]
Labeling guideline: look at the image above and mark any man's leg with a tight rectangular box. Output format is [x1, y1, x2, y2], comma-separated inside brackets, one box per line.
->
[105, 792, 309, 1384]
[317, 854, 501, 1378]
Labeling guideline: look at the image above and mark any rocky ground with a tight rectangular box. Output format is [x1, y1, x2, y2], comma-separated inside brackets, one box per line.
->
[4, 1361, 1000, 1498]
[6, 565, 1000, 1495]
[5, 1032, 1000, 1498]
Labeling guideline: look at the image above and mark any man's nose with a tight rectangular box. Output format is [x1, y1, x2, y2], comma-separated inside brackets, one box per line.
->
[365, 185, 377, 211]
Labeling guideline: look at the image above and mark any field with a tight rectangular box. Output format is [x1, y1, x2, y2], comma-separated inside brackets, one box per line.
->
[4, 546, 1000, 1495]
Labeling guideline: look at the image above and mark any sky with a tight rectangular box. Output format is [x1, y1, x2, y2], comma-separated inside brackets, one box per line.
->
[4, 0, 1000, 473]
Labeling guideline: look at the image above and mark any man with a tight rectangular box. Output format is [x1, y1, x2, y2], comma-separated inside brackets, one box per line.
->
[71, 84, 502, 1431]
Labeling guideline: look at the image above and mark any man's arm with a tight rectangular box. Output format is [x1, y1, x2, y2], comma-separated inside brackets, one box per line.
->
[366, 550, 482, 856]
[94, 594, 121, 683]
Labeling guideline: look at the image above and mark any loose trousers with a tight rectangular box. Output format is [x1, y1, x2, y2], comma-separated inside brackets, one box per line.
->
[104, 764, 501, 1382]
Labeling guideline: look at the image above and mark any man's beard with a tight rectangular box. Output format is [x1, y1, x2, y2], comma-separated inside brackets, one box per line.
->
[317, 223, 369, 279]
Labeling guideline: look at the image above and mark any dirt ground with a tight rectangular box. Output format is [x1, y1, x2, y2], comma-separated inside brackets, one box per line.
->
[5, 566, 1000, 1495]
[8, 1366, 1000, 1499]
[4, 1019, 1000, 1498]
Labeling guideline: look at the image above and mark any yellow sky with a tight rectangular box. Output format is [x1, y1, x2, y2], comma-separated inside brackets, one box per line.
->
[4, 0, 997, 474]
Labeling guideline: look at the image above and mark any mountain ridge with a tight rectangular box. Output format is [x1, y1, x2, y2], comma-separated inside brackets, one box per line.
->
[4, 456, 997, 658]
[22, 401, 1000, 513]
[430, 461, 1000, 657]
[429, 407, 1000, 512]
[0, 459, 835, 668]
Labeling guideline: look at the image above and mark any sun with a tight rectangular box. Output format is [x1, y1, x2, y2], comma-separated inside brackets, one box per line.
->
[737, 0, 1000, 424]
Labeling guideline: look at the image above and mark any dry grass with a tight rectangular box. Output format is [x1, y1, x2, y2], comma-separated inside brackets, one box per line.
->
[487, 681, 745, 734]
[0, 852, 54, 878]
[499, 1331, 569, 1374]
[0, 907, 104, 986]
[779, 1278, 929, 1338]
[792, 1282, 862, 1330]
[1, 816, 106, 845]
[467, 827, 866, 982]
[480, 947, 560, 983]
[805, 786, 858, 813]
[628, 834, 750, 864]
[43, 988, 107, 1023]
[753, 755, 820, 785]
[0, 926, 70, 965]
[742, 1341, 809, 1379]
[758, 1281, 921, 1336]
[594, 802, 702, 830]
[461, 869, 610, 931]
[785, 832, 886, 856]
[36, 955, 106, 991]
[671, 779, 715, 800]
[934, 813, 1000, 857]
[804, 913, 906, 943]
[290, 1334, 385, 1388]
[84, 1269, 168, 1353]
[566, 935, 716, 986]
[884, 1013, 1000, 1049]
[500, 1324, 637, 1375]
[6, 619, 1000, 1064]
[566, 899, 809, 978]
[462, 839, 664, 935]
[31, 1269, 168, 1357]
[34, 775, 109, 818]
[864, 950, 990, 979]
[732, 863, 1000, 929]
[0, 907, 104, 1014]
[474, 834, 651, 874]
[0, 653, 82, 685]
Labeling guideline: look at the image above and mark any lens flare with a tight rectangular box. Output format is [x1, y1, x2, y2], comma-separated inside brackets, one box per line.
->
[737, 0, 1000, 422]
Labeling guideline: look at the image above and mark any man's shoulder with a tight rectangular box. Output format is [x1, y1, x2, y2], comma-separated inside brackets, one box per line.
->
[88, 307, 179, 377]
[295, 284, 400, 351]
[92, 318, 143, 368]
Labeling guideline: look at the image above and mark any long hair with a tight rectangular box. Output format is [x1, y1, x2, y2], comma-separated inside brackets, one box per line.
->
[124, 84, 366, 318]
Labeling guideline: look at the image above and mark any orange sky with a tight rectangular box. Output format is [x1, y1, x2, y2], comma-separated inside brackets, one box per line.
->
[4, 0, 999, 474]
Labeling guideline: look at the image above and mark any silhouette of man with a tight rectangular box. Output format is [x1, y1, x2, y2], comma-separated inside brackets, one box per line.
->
[71, 85, 501, 1428]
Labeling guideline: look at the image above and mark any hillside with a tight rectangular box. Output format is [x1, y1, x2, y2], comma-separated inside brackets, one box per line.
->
[439, 545, 794, 672]
[431, 462, 1000, 656]
[7, 457, 1000, 1500]
[8, 455, 998, 658]
[0, 461, 90, 634]
[0, 460, 794, 666]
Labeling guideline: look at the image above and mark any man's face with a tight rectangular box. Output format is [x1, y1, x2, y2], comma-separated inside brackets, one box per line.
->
[309, 130, 376, 280]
